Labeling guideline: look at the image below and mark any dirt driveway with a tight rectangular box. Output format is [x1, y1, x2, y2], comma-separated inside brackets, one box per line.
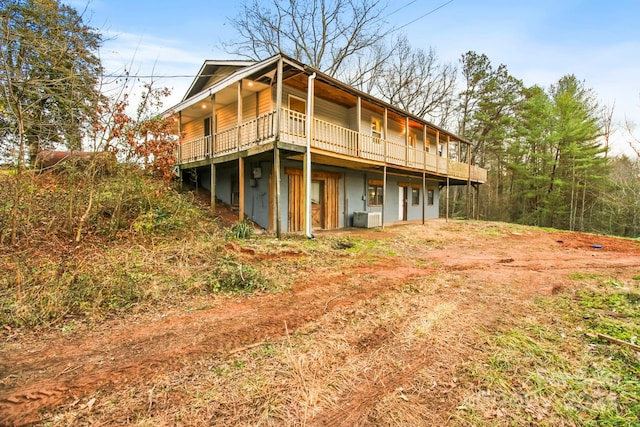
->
[1, 220, 638, 426]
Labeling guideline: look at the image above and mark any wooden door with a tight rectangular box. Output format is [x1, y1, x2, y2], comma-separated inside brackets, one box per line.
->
[311, 180, 324, 228]
[286, 169, 340, 232]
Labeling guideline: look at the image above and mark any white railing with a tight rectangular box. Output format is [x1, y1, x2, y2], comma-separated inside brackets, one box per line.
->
[312, 117, 359, 156]
[178, 108, 486, 183]
[280, 108, 306, 146]
[360, 134, 384, 162]
[179, 135, 211, 163]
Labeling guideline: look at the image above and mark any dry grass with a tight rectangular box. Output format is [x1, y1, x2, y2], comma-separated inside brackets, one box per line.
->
[39, 269, 507, 425]
[451, 275, 640, 426]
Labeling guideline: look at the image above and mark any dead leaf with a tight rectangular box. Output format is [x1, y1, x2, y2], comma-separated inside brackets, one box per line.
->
[86, 397, 96, 411]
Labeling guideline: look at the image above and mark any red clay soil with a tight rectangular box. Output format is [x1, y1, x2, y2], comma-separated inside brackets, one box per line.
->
[1, 221, 639, 426]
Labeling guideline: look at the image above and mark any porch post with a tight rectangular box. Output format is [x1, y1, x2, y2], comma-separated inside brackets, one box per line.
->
[475, 184, 480, 220]
[304, 72, 316, 238]
[275, 57, 283, 137]
[466, 143, 471, 219]
[356, 96, 361, 155]
[239, 157, 245, 220]
[383, 108, 388, 162]
[237, 81, 243, 150]
[382, 165, 387, 229]
[210, 162, 216, 215]
[274, 147, 281, 238]
[423, 124, 428, 170]
[446, 176, 450, 222]
[436, 130, 440, 172]
[210, 94, 216, 156]
[422, 172, 426, 225]
[274, 57, 283, 238]
[405, 117, 409, 166]
[177, 111, 182, 167]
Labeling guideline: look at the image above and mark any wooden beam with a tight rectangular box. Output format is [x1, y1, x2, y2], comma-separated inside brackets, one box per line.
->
[239, 157, 245, 220]
[210, 163, 216, 216]
[446, 176, 450, 222]
[383, 108, 388, 162]
[237, 81, 243, 150]
[466, 143, 471, 219]
[275, 57, 283, 138]
[382, 165, 387, 229]
[211, 94, 216, 155]
[274, 146, 281, 238]
[405, 116, 409, 166]
[422, 172, 426, 225]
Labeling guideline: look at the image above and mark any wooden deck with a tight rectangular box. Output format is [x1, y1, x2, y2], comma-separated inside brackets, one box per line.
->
[177, 108, 487, 183]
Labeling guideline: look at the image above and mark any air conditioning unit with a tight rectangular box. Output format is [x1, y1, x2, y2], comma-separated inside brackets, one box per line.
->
[353, 211, 382, 228]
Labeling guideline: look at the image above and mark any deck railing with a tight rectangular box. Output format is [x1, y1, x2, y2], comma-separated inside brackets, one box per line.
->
[178, 108, 487, 183]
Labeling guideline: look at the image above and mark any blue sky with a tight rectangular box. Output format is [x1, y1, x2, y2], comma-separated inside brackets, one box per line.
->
[77, 0, 640, 155]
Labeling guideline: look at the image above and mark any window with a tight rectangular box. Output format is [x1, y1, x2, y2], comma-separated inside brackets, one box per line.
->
[288, 95, 306, 135]
[368, 179, 383, 206]
[411, 186, 420, 205]
[408, 132, 417, 147]
[371, 117, 382, 139]
[289, 95, 306, 113]
[427, 186, 435, 206]
[204, 117, 211, 137]
[311, 181, 321, 205]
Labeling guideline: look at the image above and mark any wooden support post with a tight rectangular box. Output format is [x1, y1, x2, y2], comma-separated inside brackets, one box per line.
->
[274, 57, 283, 238]
[475, 184, 480, 220]
[237, 81, 243, 150]
[210, 162, 216, 216]
[446, 176, 450, 222]
[466, 143, 471, 219]
[343, 172, 348, 228]
[422, 172, 426, 225]
[356, 96, 361, 155]
[383, 108, 388, 162]
[274, 147, 281, 238]
[405, 117, 409, 166]
[177, 111, 182, 168]
[275, 57, 283, 137]
[210, 94, 216, 155]
[382, 165, 387, 229]
[239, 157, 245, 220]
[304, 72, 316, 238]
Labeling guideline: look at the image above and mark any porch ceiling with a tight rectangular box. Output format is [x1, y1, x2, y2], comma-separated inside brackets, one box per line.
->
[286, 73, 358, 108]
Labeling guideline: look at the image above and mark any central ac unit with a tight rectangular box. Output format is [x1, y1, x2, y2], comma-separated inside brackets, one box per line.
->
[353, 211, 382, 228]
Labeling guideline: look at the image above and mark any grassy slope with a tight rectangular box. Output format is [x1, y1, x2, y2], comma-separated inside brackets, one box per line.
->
[1, 170, 638, 425]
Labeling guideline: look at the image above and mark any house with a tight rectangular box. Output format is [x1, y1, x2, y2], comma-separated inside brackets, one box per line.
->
[166, 54, 486, 237]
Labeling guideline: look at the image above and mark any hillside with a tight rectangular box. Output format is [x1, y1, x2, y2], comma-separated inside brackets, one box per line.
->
[1, 172, 639, 425]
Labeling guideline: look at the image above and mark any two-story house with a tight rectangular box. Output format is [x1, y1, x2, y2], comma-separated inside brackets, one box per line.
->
[166, 54, 486, 237]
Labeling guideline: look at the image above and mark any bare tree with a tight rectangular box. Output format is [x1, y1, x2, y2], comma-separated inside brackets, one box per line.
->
[371, 36, 457, 126]
[225, 0, 390, 79]
[600, 102, 615, 158]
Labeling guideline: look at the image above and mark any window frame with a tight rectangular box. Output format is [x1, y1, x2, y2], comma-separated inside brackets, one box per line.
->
[411, 185, 420, 206]
[368, 179, 384, 206]
[427, 186, 435, 206]
[371, 117, 382, 139]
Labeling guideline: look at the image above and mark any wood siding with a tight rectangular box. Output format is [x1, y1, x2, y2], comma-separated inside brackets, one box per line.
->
[281, 85, 351, 128]
[286, 168, 340, 231]
[182, 119, 205, 142]
[258, 88, 272, 116]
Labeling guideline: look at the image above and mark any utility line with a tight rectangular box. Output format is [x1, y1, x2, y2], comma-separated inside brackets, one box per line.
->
[391, 0, 455, 32]
[98, 0, 456, 80]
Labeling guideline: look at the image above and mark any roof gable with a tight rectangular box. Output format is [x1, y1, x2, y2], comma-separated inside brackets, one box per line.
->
[182, 60, 257, 101]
